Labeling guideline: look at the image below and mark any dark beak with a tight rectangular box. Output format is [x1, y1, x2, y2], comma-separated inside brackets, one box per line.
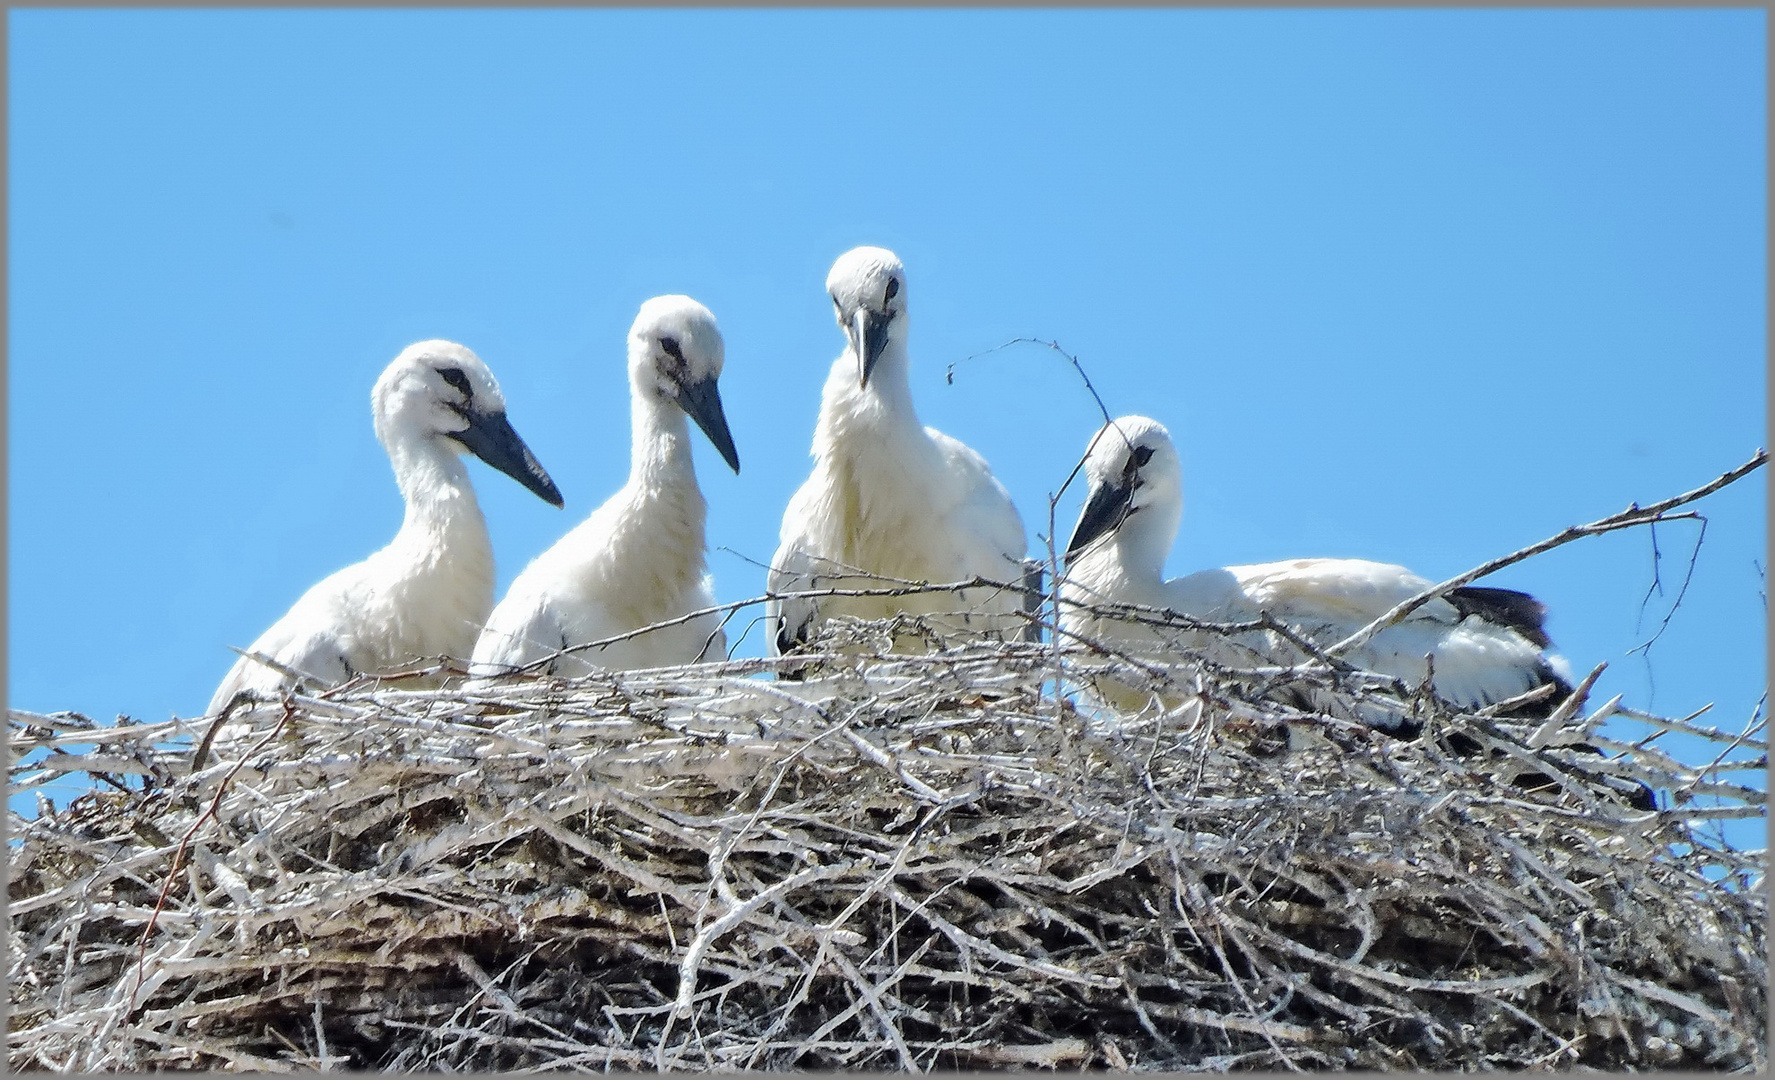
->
[677, 375, 741, 474]
[449, 408, 564, 507]
[853, 307, 892, 387]
[1064, 477, 1134, 565]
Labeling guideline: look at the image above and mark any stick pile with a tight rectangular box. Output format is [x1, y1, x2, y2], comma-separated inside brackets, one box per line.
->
[7, 612, 1766, 1071]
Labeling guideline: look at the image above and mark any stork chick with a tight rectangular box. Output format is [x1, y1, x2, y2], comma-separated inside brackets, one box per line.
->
[768, 246, 1026, 655]
[472, 296, 740, 676]
[1060, 415, 1572, 720]
[207, 340, 562, 715]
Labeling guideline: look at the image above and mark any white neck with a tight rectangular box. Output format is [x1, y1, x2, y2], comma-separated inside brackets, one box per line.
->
[814, 334, 924, 459]
[621, 386, 708, 565]
[377, 428, 497, 654]
[385, 432, 486, 539]
[863, 332, 917, 409]
[591, 385, 708, 613]
[629, 385, 700, 492]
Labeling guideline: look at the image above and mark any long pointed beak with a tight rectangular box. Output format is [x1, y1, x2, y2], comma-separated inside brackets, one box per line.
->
[853, 307, 891, 387]
[449, 408, 564, 507]
[1064, 478, 1134, 565]
[677, 375, 741, 474]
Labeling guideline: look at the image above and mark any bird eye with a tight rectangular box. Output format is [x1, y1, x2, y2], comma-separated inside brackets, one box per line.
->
[437, 367, 472, 397]
[831, 294, 843, 311]
[884, 278, 900, 302]
[659, 336, 686, 363]
[1133, 445, 1155, 467]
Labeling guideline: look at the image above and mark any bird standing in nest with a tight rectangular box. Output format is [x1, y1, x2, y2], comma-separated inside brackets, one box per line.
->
[207, 340, 562, 716]
[768, 246, 1027, 658]
[472, 296, 740, 676]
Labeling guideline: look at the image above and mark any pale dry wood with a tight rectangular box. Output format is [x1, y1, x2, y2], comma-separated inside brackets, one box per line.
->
[6, 577, 1765, 1071]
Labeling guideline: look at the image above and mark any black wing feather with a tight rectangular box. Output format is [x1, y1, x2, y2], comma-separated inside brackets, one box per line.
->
[1447, 586, 1553, 649]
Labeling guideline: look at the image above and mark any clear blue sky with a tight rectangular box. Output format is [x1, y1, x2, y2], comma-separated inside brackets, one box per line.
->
[9, 10, 1766, 821]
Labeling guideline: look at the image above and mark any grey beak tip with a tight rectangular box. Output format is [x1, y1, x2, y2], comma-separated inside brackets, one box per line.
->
[715, 440, 741, 475]
[854, 307, 890, 388]
[680, 376, 742, 477]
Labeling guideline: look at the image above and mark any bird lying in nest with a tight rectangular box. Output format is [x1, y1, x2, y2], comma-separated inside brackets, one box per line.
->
[1059, 414, 1654, 810]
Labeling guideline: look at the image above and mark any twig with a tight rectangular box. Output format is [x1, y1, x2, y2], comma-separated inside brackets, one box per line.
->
[1629, 515, 1708, 658]
[1323, 450, 1766, 661]
[496, 575, 1045, 676]
[126, 697, 298, 1018]
[944, 336, 1115, 429]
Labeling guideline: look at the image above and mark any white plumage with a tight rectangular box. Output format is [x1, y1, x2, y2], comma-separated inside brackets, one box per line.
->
[206, 340, 563, 715]
[471, 296, 740, 677]
[1060, 415, 1571, 719]
[768, 247, 1026, 654]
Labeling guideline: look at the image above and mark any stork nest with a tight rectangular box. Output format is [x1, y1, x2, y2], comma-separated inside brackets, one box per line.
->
[7, 613, 1767, 1072]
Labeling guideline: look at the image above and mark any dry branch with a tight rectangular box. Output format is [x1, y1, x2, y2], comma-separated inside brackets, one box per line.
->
[1325, 450, 1767, 660]
[7, 618, 1764, 1072]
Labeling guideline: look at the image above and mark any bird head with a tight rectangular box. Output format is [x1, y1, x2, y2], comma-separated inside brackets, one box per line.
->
[629, 295, 741, 474]
[374, 340, 564, 507]
[1064, 415, 1182, 566]
[825, 246, 907, 388]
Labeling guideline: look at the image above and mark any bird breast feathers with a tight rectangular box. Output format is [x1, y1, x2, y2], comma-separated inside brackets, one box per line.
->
[526, 486, 710, 627]
[355, 544, 495, 668]
[791, 447, 1019, 587]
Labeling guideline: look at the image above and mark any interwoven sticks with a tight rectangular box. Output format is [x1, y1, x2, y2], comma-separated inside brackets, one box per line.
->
[7, 625, 1764, 1072]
